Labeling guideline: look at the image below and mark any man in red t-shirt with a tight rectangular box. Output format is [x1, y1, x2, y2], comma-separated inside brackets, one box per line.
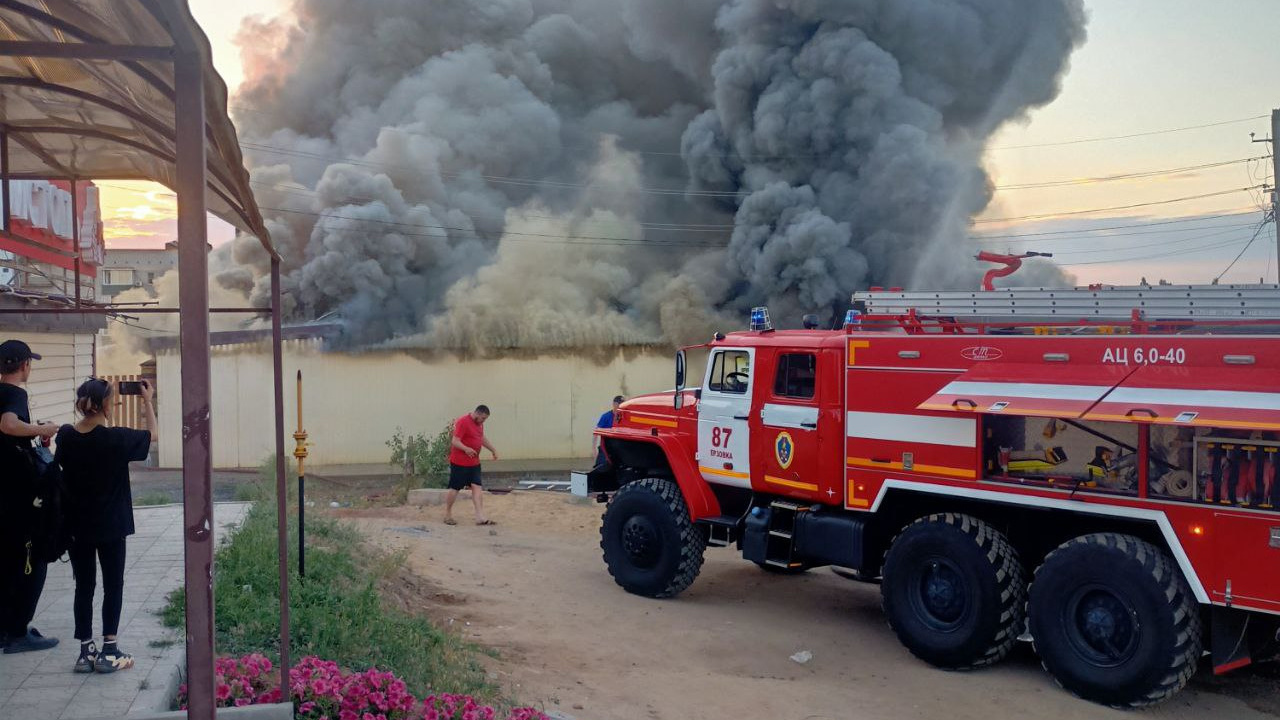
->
[444, 404, 498, 526]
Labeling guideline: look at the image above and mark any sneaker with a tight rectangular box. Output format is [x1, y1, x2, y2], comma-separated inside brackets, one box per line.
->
[95, 647, 133, 673]
[3, 628, 59, 654]
[74, 641, 98, 673]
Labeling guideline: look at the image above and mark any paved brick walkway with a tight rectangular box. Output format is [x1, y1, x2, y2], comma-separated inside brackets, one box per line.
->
[0, 502, 250, 719]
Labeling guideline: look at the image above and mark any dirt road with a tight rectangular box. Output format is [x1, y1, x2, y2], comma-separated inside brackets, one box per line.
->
[341, 492, 1279, 720]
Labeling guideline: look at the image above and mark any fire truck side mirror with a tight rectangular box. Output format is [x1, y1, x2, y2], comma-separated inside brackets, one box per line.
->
[674, 350, 687, 409]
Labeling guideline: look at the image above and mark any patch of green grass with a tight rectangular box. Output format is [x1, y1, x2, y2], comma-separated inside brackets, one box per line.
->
[134, 491, 174, 506]
[147, 638, 177, 649]
[160, 458, 493, 701]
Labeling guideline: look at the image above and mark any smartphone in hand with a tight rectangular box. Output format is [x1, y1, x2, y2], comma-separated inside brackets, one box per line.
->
[118, 380, 144, 395]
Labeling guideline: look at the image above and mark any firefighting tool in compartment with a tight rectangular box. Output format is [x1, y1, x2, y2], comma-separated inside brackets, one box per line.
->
[589, 280, 1280, 710]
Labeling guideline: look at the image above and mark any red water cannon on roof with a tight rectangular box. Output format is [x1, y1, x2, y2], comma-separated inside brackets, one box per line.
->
[976, 250, 1053, 291]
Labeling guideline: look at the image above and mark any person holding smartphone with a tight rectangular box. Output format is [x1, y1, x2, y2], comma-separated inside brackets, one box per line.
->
[0, 339, 60, 654]
[55, 377, 155, 673]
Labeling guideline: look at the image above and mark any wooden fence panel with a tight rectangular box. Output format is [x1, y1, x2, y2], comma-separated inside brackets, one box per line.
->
[102, 374, 144, 429]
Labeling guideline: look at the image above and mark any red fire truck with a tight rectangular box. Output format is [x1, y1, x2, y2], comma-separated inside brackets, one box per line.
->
[590, 283, 1280, 708]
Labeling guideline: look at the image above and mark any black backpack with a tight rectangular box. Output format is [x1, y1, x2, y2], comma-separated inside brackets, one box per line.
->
[24, 443, 70, 563]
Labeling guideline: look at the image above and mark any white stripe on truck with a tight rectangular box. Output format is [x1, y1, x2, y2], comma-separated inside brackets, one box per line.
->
[846, 411, 976, 447]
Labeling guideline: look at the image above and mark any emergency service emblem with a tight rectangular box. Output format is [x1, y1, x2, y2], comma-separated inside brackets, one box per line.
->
[775, 431, 795, 470]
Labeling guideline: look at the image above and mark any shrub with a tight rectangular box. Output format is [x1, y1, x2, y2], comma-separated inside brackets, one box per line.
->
[388, 423, 453, 489]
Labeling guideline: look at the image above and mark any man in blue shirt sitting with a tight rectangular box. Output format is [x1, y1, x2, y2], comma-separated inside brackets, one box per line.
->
[594, 395, 624, 467]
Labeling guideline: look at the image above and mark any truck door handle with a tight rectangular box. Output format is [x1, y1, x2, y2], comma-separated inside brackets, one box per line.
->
[1125, 408, 1158, 418]
[734, 415, 749, 421]
[801, 422, 817, 429]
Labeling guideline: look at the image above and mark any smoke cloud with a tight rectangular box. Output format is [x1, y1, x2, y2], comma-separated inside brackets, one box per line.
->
[221, 0, 1086, 350]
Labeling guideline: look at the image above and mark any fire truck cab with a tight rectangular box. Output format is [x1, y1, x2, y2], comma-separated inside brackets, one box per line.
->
[590, 285, 1280, 708]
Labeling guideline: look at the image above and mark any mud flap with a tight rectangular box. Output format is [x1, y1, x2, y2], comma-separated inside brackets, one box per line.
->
[587, 463, 618, 495]
[1211, 606, 1253, 674]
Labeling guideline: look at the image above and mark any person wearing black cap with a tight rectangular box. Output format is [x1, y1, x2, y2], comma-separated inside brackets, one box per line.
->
[0, 339, 60, 654]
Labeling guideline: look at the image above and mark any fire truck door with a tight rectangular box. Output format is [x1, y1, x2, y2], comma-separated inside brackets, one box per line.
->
[756, 351, 828, 501]
[698, 347, 754, 488]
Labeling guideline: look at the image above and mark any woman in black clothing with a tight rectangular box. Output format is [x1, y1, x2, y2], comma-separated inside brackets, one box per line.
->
[56, 377, 156, 673]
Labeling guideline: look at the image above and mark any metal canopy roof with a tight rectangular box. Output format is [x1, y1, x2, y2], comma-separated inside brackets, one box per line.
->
[0, 0, 270, 249]
[0, 6, 290, 716]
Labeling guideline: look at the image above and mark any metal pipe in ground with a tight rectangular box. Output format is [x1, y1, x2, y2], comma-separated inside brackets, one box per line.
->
[271, 258, 291, 696]
[294, 370, 309, 578]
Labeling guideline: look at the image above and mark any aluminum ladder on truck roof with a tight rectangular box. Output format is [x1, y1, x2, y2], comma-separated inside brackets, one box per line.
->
[851, 283, 1280, 331]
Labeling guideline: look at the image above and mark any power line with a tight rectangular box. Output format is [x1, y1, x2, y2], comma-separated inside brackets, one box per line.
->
[99, 179, 1270, 256]
[1047, 224, 1258, 256]
[246, 181, 738, 231]
[992, 156, 1266, 190]
[95, 160, 1273, 255]
[242, 140, 1269, 204]
[969, 211, 1261, 243]
[1056, 216, 1274, 268]
[1214, 216, 1275, 282]
[239, 142, 1271, 231]
[231, 102, 1270, 160]
[973, 187, 1265, 224]
[1058, 234, 1260, 267]
[992, 115, 1269, 150]
[240, 142, 743, 198]
[257, 204, 730, 248]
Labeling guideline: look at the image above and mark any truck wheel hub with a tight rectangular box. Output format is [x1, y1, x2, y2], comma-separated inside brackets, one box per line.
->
[1067, 586, 1139, 666]
[915, 559, 967, 628]
[622, 516, 661, 568]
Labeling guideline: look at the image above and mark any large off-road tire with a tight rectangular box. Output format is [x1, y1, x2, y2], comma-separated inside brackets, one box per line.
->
[881, 513, 1026, 669]
[1028, 533, 1201, 708]
[600, 478, 706, 598]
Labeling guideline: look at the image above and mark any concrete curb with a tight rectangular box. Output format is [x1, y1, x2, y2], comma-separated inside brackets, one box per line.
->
[109, 702, 292, 720]
[129, 502, 252, 717]
[128, 632, 185, 715]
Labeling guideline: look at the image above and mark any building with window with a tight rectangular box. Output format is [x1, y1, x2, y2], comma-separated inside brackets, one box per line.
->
[0, 179, 106, 424]
[99, 241, 178, 300]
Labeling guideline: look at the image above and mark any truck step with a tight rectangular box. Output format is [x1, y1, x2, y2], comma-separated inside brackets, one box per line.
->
[769, 500, 808, 512]
[700, 515, 740, 547]
[701, 515, 740, 527]
[764, 559, 802, 569]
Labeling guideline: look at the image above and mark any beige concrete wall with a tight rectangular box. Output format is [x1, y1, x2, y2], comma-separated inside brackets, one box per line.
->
[6, 331, 95, 427]
[156, 342, 674, 469]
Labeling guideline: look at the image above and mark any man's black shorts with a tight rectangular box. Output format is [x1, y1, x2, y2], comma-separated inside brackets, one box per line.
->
[448, 463, 482, 490]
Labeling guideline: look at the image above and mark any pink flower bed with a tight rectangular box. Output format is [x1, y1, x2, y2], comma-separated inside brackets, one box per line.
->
[177, 654, 550, 720]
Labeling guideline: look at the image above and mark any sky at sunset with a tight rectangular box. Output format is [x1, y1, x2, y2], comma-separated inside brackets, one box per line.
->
[100, 0, 1277, 286]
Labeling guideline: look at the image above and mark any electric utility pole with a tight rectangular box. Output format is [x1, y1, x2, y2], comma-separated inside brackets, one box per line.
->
[1253, 109, 1279, 281]
[1273, 109, 1279, 282]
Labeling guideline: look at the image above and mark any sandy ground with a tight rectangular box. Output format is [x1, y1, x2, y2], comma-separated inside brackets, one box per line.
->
[335, 492, 1279, 720]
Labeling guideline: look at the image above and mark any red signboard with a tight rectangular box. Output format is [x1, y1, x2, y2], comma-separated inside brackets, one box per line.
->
[0, 180, 103, 277]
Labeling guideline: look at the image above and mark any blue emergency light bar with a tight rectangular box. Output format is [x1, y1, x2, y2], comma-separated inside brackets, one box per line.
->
[844, 309, 862, 326]
[750, 306, 772, 332]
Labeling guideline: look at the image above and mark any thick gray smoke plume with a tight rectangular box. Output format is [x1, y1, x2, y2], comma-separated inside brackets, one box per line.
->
[222, 0, 1086, 349]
